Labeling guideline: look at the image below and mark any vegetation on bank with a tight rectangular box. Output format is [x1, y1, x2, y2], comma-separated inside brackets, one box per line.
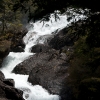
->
[0, 0, 23, 35]
[68, 14, 100, 100]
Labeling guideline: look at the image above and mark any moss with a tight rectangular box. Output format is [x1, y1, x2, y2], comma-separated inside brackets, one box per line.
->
[0, 40, 11, 52]
[0, 33, 13, 40]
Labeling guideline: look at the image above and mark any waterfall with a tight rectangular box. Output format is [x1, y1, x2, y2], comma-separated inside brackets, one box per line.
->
[0, 9, 86, 100]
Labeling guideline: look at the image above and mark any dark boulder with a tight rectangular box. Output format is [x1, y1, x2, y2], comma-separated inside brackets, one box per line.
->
[27, 49, 71, 99]
[49, 27, 76, 50]
[13, 48, 70, 99]
[0, 71, 24, 100]
[12, 45, 24, 52]
[10, 27, 27, 52]
[0, 71, 5, 81]
[3, 79, 15, 87]
[31, 44, 51, 53]
[36, 34, 54, 45]
[28, 62, 69, 94]
[12, 55, 34, 75]
[48, 20, 84, 50]
[18, 49, 70, 99]
[12, 49, 68, 75]
[27, 48, 73, 100]
[0, 80, 24, 100]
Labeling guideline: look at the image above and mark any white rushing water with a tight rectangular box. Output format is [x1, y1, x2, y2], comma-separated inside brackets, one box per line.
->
[0, 9, 86, 100]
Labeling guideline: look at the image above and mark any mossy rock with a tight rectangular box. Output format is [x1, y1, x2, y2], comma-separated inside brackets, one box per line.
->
[0, 33, 13, 41]
[0, 40, 11, 58]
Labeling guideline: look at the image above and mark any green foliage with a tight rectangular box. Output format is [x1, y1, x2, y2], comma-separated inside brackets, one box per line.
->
[0, 40, 11, 55]
[12, 0, 100, 22]
[67, 14, 100, 100]
[0, 0, 23, 34]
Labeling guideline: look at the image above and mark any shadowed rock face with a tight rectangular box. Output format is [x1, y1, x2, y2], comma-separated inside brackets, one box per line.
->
[0, 71, 24, 100]
[0, 71, 5, 81]
[48, 20, 85, 50]
[28, 49, 71, 100]
[36, 34, 54, 45]
[28, 61, 69, 94]
[11, 44, 25, 52]
[12, 49, 68, 74]
[10, 27, 28, 52]
[31, 44, 51, 53]
[12, 48, 70, 99]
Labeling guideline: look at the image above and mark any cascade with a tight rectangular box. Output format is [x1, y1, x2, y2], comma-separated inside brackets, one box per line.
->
[0, 9, 86, 100]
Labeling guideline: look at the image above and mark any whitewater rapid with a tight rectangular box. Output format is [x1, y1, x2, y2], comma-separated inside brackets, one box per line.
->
[0, 9, 86, 100]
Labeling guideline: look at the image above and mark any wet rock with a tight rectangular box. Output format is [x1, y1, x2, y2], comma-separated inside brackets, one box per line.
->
[13, 48, 70, 98]
[13, 48, 70, 99]
[0, 71, 24, 100]
[10, 27, 27, 52]
[31, 44, 51, 53]
[3, 79, 15, 87]
[0, 71, 5, 81]
[0, 80, 24, 100]
[28, 63, 69, 94]
[48, 21, 84, 50]
[36, 34, 54, 45]
[12, 57, 33, 74]
[12, 46, 24, 52]
[12, 49, 68, 75]
[48, 28, 75, 49]
[27, 49, 70, 99]
[10, 39, 25, 52]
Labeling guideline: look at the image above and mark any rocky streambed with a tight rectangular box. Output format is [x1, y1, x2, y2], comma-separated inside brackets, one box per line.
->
[0, 10, 87, 100]
[12, 20, 85, 100]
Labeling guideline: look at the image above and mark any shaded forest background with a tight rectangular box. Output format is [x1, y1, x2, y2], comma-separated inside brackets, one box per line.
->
[0, 0, 100, 100]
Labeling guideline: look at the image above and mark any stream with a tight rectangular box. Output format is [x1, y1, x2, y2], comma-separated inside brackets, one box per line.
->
[0, 9, 86, 100]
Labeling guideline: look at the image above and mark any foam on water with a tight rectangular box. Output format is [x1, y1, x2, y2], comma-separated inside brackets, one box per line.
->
[0, 9, 87, 100]
[23, 13, 70, 52]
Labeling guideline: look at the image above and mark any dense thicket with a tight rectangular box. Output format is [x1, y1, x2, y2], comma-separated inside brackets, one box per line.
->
[67, 13, 100, 100]
[13, 0, 100, 21]
[0, 0, 23, 34]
